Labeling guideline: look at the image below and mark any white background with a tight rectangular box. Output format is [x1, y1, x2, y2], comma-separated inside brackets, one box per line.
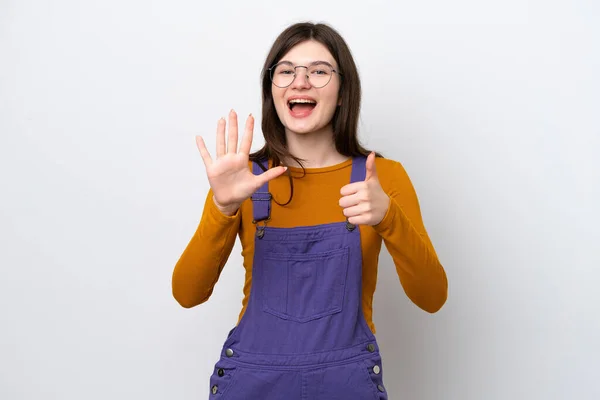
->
[1, 1, 599, 399]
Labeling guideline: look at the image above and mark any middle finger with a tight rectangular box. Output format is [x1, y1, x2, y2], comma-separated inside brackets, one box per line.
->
[339, 192, 361, 208]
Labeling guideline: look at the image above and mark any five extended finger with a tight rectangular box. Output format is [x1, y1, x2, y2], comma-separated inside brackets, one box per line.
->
[227, 110, 238, 154]
[239, 114, 254, 155]
[195, 136, 213, 166]
[216, 117, 226, 158]
[256, 165, 287, 187]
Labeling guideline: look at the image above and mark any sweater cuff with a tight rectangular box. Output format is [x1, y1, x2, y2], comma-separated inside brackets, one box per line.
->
[372, 197, 398, 236]
[207, 196, 241, 224]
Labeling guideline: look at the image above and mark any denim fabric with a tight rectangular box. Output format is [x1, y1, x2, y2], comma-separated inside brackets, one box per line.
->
[208, 157, 388, 399]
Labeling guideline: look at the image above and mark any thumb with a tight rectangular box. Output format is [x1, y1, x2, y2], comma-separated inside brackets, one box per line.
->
[256, 165, 288, 187]
[364, 152, 377, 181]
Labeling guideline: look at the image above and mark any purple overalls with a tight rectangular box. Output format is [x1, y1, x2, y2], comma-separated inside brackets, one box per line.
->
[208, 157, 388, 399]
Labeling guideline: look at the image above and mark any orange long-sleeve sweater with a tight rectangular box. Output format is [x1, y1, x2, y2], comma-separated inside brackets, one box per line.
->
[172, 157, 448, 333]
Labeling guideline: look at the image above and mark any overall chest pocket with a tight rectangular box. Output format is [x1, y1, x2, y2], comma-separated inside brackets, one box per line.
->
[261, 247, 349, 323]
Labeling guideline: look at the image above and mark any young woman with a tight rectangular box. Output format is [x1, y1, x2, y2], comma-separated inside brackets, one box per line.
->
[172, 22, 448, 399]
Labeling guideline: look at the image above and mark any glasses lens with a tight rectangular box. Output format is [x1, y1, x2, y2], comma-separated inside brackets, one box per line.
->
[270, 63, 334, 88]
[271, 64, 295, 87]
[307, 64, 333, 88]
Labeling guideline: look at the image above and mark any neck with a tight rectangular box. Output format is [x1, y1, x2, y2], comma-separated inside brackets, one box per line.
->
[283, 125, 348, 168]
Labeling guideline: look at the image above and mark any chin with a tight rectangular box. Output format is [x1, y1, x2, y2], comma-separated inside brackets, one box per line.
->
[288, 129, 316, 136]
[284, 115, 327, 135]
[285, 124, 314, 135]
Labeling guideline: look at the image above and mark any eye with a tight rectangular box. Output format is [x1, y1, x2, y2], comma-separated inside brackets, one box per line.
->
[308, 65, 332, 75]
[274, 65, 294, 75]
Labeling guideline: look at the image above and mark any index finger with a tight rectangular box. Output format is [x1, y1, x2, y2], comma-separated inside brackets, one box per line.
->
[340, 182, 364, 196]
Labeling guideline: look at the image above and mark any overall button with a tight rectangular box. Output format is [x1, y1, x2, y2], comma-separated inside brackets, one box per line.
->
[225, 348, 234, 357]
[367, 343, 375, 352]
[217, 368, 224, 377]
[377, 385, 385, 392]
[211, 385, 218, 394]
[373, 365, 381, 374]
[346, 221, 356, 231]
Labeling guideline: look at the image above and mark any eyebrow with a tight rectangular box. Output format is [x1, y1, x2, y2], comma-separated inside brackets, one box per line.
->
[277, 60, 335, 68]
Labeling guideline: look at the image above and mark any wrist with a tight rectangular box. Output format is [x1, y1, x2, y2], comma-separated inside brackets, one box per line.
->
[212, 196, 240, 216]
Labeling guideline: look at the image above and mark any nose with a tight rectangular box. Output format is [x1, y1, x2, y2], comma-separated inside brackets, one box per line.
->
[290, 67, 311, 90]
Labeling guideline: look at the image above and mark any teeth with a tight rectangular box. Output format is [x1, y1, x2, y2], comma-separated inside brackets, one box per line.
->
[288, 99, 316, 104]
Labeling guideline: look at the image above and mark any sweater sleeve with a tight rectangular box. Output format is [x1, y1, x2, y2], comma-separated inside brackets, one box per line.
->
[373, 160, 448, 313]
[172, 189, 241, 308]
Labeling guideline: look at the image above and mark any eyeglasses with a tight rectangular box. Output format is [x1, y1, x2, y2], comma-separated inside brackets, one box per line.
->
[268, 61, 342, 88]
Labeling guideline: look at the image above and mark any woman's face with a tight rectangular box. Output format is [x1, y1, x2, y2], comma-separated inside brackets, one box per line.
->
[271, 40, 341, 137]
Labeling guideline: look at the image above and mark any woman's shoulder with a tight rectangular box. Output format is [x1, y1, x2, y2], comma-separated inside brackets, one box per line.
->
[372, 155, 415, 191]
[374, 155, 407, 175]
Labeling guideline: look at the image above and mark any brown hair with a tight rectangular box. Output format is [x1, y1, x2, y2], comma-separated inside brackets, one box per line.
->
[249, 22, 380, 167]
[249, 22, 381, 205]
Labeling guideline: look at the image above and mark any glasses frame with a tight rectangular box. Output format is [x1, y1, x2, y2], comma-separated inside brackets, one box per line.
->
[268, 61, 342, 89]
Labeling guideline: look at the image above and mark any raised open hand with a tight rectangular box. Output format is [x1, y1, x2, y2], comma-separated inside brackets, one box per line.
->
[195, 110, 287, 215]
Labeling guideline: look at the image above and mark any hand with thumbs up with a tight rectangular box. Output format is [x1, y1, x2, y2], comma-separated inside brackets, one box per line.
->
[195, 110, 288, 216]
[338, 152, 391, 226]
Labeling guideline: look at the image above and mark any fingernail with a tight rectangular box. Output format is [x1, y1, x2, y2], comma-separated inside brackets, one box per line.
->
[249, 113, 253, 117]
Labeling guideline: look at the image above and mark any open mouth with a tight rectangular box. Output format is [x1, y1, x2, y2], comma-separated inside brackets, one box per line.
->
[288, 98, 317, 117]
